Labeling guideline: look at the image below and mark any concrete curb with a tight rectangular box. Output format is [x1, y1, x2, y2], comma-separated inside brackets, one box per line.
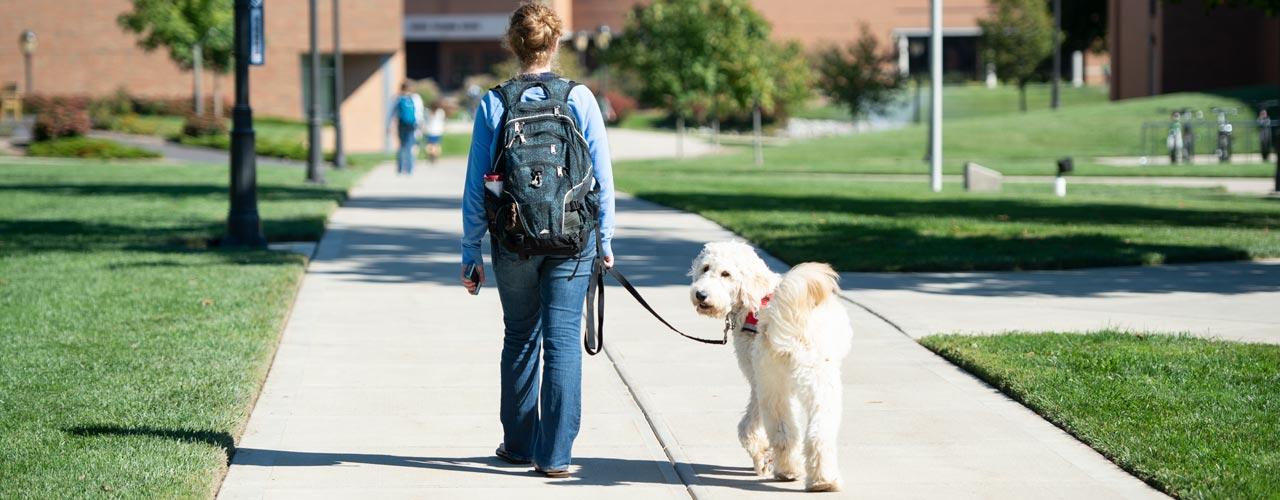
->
[604, 343, 706, 500]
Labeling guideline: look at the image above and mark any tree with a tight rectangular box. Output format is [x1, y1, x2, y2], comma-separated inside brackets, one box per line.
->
[609, 0, 810, 144]
[814, 24, 905, 122]
[119, 0, 233, 116]
[979, 0, 1057, 112]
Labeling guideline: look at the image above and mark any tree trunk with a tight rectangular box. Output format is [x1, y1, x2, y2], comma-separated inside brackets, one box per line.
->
[193, 43, 205, 116]
[212, 73, 223, 118]
[752, 102, 763, 166]
[675, 115, 686, 158]
[1019, 81, 1027, 113]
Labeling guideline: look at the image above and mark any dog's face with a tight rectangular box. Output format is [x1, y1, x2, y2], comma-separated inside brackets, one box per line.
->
[689, 241, 771, 318]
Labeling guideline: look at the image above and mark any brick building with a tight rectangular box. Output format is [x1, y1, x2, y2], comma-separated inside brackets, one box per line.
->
[0, 0, 403, 152]
[1108, 0, 1280, 100]
[405, 0, 994, 88]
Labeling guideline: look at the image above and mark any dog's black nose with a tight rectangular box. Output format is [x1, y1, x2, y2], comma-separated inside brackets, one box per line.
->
[695, 291, 708, 301]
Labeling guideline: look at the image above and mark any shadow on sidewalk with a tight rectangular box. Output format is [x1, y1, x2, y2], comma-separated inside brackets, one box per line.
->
[316, 194, 733, 289]
[67, 425, 791, 492]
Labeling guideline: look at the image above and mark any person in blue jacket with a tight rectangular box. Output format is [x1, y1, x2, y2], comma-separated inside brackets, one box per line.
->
[458, 2, 615, 478]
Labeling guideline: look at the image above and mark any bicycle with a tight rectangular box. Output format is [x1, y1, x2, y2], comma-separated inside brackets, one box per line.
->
[1211, 107, 1237, 163]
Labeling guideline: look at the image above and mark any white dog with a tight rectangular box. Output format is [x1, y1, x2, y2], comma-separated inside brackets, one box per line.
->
[688, 241, 853, 492]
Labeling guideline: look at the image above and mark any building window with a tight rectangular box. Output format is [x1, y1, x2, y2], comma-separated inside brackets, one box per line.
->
[300, 55, 336, 121]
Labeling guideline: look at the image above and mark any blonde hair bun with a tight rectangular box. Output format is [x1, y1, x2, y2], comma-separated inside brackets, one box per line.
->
[505, 2, 564, 69]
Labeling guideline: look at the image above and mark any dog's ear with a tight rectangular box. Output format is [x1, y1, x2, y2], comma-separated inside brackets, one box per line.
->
[735, 253, 775, 311]
[688, 247, 708, 278]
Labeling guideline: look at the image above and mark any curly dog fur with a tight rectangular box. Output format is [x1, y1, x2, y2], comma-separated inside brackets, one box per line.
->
[688, 241, 853, 492]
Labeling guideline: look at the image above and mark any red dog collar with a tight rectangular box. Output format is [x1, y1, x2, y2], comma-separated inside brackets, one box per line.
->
[741, 294, 772, 334]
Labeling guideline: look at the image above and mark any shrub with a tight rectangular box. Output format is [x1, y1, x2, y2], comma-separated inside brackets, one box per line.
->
[27, 137, 160, 159]
[814, 24, 905, 122]
[604, 90, 637, 125]
[181, 113, 227, 137]
[108, 113, 163, 135]
[88, 88, 135, 128]
[33, 98, 91, 141]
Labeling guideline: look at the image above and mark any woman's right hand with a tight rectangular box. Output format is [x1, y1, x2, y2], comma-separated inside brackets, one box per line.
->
[461, 264, 485, 294]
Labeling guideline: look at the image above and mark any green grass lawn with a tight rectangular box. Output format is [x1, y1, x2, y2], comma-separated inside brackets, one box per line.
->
[0, 159, 371, 497]
[614, 162, 1280, 271]
[783, 87, 1274, 168]
[791, 82, 1111, 122]
[920, 332, 1280, 500]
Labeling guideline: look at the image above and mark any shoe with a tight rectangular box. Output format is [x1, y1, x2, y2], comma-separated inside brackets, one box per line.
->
[534, 464, 570, 478]
[494, 443, 531, 465]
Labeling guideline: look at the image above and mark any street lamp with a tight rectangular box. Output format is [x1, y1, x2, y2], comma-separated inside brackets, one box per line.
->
[306, 0, 324, 183]
[19, 30, 36, 94]
[225, 0, 266, 247]
[594, 25, 612, 121]
[331, 0, 346, 169]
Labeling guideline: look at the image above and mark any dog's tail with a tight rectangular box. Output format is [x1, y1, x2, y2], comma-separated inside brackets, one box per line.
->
[759, 262, 839, 349]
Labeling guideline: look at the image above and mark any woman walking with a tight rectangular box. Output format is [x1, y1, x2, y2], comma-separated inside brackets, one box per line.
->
[459, 2, 615, 477]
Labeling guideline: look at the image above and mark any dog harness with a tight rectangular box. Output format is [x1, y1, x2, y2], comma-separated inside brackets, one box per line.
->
[741, 294, 773, 335]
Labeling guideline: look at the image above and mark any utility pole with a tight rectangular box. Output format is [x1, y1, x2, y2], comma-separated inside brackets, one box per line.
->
[331, 0, 346, 169]
[225, 0, 266, 247]
[929, 0, 943, 193]
[1051, 0, 1061, 109]
[306, 0, 325, 183]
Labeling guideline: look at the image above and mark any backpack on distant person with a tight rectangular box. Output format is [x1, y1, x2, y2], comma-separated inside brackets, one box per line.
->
[397, 95, 417, 127]
[484, 78, 598, 259]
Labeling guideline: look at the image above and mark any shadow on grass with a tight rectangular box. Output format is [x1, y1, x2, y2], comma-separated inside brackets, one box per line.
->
[639, 191, 1276, 230]
[0, 182, 349, 202]
[636, 191, 1270, 272]
[0, 218, 329, 258]
[66, 425, 237, 465]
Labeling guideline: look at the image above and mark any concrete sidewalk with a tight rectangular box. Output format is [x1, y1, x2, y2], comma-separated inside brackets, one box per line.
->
[219, 159, 1164, 499]
[842, 261, 1280, 344]
[218, 162, 684, 499]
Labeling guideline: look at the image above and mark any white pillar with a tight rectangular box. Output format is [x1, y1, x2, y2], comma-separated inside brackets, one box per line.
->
[930, 0, 943, 193]
[898, 35, 910, 76]
[1072, 50, 1084, 87]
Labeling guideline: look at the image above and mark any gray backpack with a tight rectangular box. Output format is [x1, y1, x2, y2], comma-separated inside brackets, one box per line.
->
[484, 78, 599, 258]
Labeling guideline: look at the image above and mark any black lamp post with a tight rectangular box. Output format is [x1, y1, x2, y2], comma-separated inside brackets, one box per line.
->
[19, 30, 36, 95]
[1051, 0, 1061, 110]
[225, 0, 266, 247]
[910, 40, 924, 124]
[305, 0, 324, 184]
[595, 25, 612, 120]
[331, 0, 345, 169]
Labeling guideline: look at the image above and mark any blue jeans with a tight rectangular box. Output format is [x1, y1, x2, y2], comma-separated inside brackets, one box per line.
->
[396, 124, 416, 174]
[491, 238, 596, 469]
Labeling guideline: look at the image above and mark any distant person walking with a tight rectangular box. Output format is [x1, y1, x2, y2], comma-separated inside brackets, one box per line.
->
[388, 82, 424, 175]
[459, 2, 614, 478]
[424, 101, 446, 163]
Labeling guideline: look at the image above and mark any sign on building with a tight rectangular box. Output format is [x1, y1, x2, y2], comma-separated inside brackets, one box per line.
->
[404, 14, 509, 41]
[249, 0, 265, 65]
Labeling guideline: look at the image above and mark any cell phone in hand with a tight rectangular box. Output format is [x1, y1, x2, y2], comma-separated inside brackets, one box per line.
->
[465, 263, 482, 296]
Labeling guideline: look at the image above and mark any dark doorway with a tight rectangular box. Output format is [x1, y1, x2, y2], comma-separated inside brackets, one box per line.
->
[405, 41, 440, 81]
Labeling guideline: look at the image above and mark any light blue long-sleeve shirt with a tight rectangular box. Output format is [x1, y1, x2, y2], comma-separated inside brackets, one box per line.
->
[461, 78, 616, 267]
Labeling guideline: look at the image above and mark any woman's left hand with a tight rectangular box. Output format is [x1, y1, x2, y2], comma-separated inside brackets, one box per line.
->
[602, 255, 614, 269]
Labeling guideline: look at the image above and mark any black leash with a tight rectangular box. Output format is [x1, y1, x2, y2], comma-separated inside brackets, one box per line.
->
[584, 257, 729, 356]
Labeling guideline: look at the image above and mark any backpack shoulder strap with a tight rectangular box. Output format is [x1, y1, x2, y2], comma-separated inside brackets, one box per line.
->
[543, 78, 580, 105]
[491, 79, 528, 112]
